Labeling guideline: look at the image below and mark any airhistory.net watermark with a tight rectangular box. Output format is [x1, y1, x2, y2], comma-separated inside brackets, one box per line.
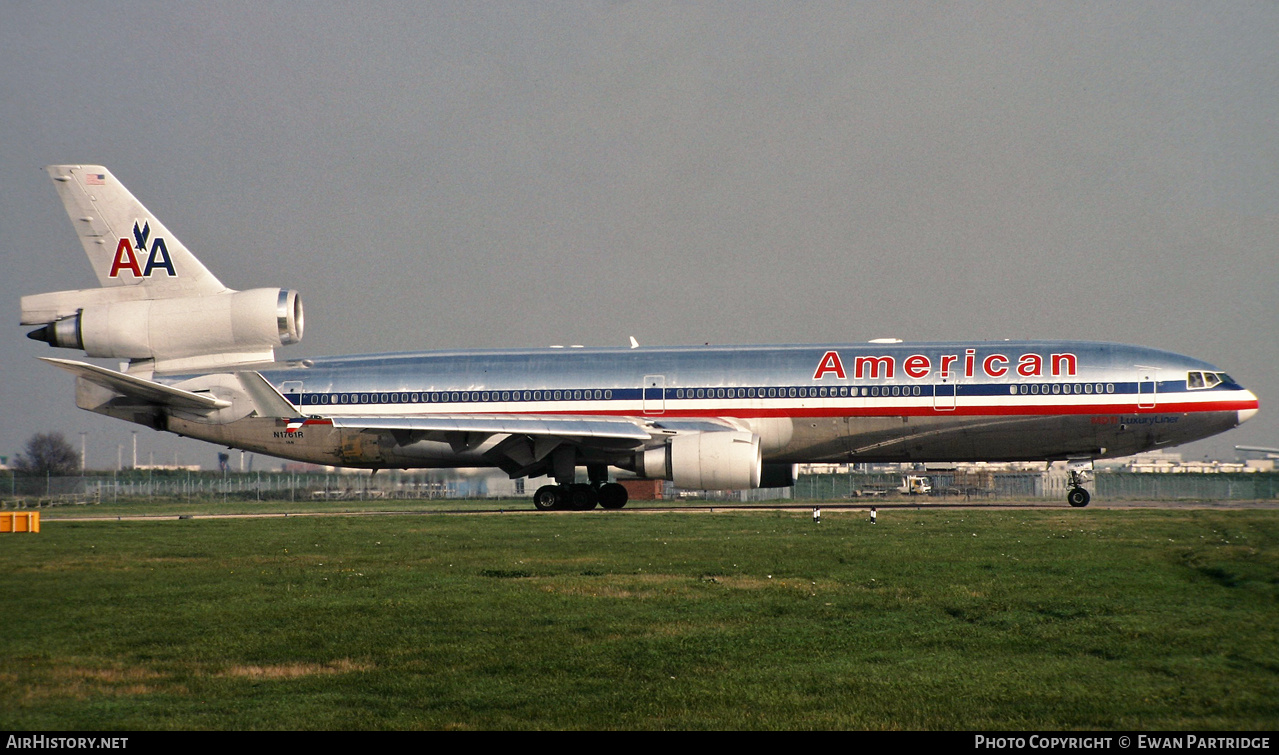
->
[6, 736, 128, 750]
[974, 735, 1270, 750]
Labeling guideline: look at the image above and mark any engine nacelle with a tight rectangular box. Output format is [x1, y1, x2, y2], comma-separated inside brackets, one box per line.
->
[28, 288, 303, 365]
[636, 431, 762, 490]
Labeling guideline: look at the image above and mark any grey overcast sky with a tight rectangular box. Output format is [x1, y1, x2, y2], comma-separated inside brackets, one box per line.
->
[1, 2, 1276, 470]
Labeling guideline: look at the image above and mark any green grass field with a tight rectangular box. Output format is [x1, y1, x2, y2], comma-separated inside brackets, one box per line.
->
[1, 507, 1276, 730]
[24, 494, 727, 519]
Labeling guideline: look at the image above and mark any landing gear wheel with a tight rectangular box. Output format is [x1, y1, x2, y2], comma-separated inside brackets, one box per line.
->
[533, 485, 561, 511]
[1067, 488, 1091, 508]
[598, 483, 628, 510]
[567, 483, 598, 511]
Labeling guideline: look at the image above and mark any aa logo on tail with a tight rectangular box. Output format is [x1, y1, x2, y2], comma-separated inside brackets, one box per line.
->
[108, 221, 175, 278]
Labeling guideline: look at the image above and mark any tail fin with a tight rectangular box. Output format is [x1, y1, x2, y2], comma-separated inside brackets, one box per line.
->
[26, 165, 303, 374]
[45, 165, 226, 296]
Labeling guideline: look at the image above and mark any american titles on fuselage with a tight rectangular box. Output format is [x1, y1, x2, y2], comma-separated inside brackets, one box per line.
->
[813, 349, 1078, 381]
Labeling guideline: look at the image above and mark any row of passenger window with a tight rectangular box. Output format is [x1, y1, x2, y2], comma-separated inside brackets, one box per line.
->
[299, 382, 1120, 405]
[303, 389, 617, 405]
[1012, 383, 1115, 395]
[675, 386, 927, 399]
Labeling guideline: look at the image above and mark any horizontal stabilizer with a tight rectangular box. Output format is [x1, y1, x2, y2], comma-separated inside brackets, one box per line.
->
[39, 357, 230, 412]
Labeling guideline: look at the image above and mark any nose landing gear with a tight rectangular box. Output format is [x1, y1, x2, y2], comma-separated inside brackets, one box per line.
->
[1067, 470, 1091, 507]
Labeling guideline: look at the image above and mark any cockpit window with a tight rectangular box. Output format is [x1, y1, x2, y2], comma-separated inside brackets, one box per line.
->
[1187, 371, 1225, 390]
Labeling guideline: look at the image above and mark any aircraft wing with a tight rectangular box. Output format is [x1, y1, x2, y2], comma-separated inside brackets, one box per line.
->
[227, 374, 660, 443]
[40, 357, 231, 412]
[326, 413, 668, 478]
[327, 414, 655, 441]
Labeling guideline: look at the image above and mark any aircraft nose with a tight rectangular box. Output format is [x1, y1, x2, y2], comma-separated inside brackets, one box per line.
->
[1238, 389, 1260, 425]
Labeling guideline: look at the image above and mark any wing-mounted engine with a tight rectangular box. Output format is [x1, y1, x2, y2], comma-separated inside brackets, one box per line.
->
[23, 287, 303, 373]
[633, 430, 763, 490]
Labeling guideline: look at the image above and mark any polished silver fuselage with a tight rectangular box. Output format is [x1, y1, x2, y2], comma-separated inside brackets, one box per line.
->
[164, 340, 1258, 474]
[30, 166, 1260, 486]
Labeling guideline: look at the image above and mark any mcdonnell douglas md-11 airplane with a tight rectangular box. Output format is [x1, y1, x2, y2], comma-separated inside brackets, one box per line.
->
[22, 166, 1260, 509]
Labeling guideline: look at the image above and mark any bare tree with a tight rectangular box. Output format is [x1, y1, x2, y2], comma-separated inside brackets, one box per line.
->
[12, 432, 80, 476]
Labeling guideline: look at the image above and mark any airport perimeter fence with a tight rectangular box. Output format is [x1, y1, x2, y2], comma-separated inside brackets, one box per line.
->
[1095, 472, 1279, 501]
[792, 472, 1279, 502]
[0, 470, 497, 508]
[793, 472, 1044, 501]
[3, 471, 1277, 508]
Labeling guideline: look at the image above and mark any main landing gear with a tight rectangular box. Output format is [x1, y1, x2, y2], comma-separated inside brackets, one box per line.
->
[1067, 470, 1091, 508]
[532, 482, 629, 511]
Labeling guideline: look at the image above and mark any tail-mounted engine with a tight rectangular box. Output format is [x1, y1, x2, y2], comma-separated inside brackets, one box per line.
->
[24, 287, 303, 372]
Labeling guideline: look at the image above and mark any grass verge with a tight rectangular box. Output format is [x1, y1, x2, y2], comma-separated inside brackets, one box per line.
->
[1, 508, 1276, 729]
